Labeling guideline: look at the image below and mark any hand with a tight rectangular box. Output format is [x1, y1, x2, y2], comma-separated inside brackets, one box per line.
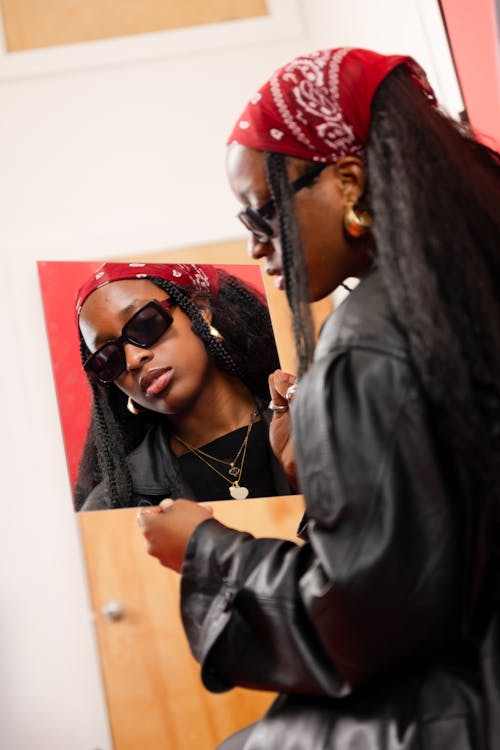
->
[268, 369, 298, 490]
[136, 499, 213, 573]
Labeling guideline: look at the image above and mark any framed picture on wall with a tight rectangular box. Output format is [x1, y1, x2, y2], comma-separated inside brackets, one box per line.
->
[0, 0, 302, 79]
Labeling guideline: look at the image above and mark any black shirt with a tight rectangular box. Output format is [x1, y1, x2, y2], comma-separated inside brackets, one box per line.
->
[177, 420, 278, 501]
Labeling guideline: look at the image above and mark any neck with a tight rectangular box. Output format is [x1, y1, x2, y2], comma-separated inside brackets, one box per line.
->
[168, 372, 257, 452]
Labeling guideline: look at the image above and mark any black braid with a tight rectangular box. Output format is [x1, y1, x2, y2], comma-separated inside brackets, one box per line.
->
[92, 383, 133, 507]
[368, 67, 500, 497]
[264, 151, 316, 376]
[210, 270, 280, 399]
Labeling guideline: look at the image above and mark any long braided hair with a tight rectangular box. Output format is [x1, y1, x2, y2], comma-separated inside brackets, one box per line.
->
[74, 270, 279, 510]
[264, 65, 500, 560]
[369, 68, 500, 488]
[264, 152, 317, 376]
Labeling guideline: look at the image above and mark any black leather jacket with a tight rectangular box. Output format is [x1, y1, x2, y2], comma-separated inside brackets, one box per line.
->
[180, 268, 500, 749]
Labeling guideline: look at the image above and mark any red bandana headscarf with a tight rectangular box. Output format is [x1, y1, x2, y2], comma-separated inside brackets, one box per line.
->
[227, 47, 437, 162]
[75, 262, 219, 321]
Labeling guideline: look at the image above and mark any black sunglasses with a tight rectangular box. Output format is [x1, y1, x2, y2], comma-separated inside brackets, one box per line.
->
[237, 162, 328, 243]
[83, 299, 174, 384]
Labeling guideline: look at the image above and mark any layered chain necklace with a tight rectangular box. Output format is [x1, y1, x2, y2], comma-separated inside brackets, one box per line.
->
[173, 409, 259, 500]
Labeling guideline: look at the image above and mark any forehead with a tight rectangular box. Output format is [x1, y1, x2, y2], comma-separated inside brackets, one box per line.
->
[226, 143, 310, 202]
[226, 144, 268, 203]
[81, 278, 166, 317]
[79, 278, 167, 343]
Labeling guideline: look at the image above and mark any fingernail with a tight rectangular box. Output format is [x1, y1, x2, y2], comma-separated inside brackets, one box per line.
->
[160, 498, 174, 510]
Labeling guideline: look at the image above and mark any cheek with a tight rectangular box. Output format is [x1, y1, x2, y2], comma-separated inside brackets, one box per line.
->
[164, 336, 213, 397]
[311, 195, 344, 236]
[296, 190, 338, 250]
[301, 224, 349, 301]
[176, 332, 210, 367]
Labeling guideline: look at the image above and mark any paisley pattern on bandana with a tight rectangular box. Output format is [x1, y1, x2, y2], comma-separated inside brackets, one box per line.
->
[270, 48, 361, 162]
[227, 47, 437, 164]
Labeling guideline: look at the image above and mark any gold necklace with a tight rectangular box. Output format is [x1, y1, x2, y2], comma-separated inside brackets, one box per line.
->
[173, 410, 258, 500]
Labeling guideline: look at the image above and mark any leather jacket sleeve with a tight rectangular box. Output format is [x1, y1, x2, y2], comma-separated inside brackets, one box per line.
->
[180, 347, 463, 696]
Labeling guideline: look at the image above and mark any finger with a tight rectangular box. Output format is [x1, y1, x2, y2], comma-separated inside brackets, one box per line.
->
[269, 369, 295, 403]
[136, 507, 151, 528]
[159, 498, 174, 511]
[136, 505, 163, 529]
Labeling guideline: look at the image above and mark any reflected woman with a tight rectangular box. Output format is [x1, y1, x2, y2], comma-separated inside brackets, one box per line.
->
[75, 262, 289, 510]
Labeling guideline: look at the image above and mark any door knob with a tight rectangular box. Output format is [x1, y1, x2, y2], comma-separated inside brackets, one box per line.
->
[101, 599, 126, 622]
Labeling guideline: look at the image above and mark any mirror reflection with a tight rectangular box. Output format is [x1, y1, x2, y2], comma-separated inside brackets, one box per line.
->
[38, 260, 291, 511]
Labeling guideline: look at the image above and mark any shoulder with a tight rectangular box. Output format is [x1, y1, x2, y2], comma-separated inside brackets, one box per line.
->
[79, 423, 179, 511]
[314, 265, 409, 363]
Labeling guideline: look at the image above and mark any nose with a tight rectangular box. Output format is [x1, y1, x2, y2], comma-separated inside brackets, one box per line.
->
[247, 234, 276, 260]
[123, 342, 153, 372]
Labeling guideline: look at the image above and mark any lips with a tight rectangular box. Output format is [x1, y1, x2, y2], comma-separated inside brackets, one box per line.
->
[140, 367, 173, 397]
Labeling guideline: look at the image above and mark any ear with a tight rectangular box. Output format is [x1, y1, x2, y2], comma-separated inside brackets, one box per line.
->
[196, 303, 213, 326]
[333, 156, 367, 205]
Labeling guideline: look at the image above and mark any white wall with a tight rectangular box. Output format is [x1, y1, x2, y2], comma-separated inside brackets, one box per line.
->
[0, 1, 461, 748]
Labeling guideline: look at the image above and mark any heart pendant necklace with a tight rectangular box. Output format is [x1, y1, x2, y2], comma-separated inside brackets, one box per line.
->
[173, 409, 257, 499]
[229, 483, 249, 500]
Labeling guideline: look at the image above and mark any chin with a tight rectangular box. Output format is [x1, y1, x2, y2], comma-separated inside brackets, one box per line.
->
[155, 389, 203, 418]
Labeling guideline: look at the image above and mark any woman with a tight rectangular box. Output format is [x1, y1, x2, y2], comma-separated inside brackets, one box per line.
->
[138, 49, 500, 748]
[75, 261, 289, 510]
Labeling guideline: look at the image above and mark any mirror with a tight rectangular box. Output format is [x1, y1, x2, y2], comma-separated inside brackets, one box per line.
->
[38, 256, 294, 511]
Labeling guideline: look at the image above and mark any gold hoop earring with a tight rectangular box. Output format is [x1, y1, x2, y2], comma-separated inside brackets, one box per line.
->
[344, 203, 373, 238]
[209, 325, 223, 340]
[127, 397, 142, 415]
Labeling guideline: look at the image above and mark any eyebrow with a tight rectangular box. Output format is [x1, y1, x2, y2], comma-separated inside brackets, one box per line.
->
[91, 298, 153, 348]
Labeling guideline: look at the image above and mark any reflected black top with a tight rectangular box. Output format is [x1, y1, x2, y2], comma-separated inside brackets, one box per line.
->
[178, 421, 278, 502]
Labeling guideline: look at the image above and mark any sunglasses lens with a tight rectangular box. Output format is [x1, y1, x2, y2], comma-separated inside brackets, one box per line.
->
[125, 304, 172, 347]
[85, 343, 126, 383]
